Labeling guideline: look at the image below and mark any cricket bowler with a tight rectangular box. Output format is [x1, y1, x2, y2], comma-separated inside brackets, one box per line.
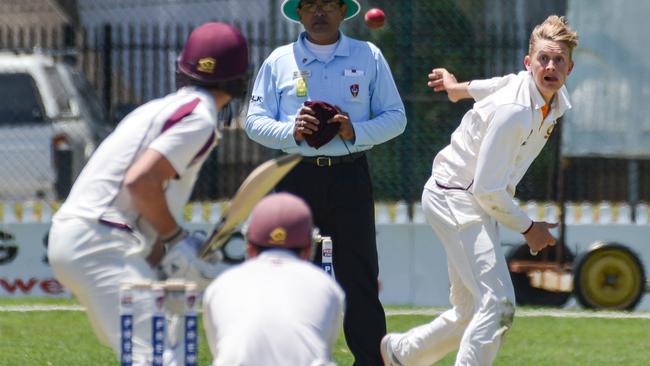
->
[381, 15, 579, 366]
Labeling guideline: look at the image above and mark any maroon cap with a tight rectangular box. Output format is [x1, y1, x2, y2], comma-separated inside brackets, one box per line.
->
[303, 100, 340, 149]
[247, 193, 313, 248]
[177, 22, 249, 84]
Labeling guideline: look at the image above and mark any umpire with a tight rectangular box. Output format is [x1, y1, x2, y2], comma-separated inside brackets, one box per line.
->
[245, 1, 406, 364]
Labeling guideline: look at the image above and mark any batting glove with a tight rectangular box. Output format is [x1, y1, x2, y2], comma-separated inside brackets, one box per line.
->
[159, 230, 222, 290]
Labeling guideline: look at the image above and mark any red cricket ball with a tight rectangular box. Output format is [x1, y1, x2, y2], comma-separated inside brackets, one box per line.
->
[364, 8, 385, 30]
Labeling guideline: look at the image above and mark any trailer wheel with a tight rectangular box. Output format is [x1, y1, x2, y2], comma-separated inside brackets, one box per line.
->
[506, 244, 573, 307]
[573, 243, 645, 310]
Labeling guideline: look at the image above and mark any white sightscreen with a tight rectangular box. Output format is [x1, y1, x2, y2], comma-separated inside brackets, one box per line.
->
[563, 0, 650, 158]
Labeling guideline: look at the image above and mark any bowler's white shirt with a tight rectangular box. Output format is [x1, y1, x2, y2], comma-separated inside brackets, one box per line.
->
[425, 71, 571, 232]
[54, 86, 219, 244]
[203, 250, 345, 366]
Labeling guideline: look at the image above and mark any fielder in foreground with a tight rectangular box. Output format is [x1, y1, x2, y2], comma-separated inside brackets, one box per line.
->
[47, 22, 249, 365]
[202, 192, 345, 366]
[381, 16, 578, 366]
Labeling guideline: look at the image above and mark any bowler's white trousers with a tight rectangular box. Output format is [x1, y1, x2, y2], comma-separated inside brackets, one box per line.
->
[391, 186, 516, 366]
[48, 217, 182, 366]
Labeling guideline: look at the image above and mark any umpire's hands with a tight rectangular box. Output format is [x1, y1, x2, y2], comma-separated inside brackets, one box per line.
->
[159, 230, 222, 290]
[331, 106, 355, 141]
[293, 105, 320, 142]
[523, 221, 558, 254]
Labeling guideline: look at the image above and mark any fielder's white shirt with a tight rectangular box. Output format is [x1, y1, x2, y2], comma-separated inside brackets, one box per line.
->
[203, 250, 345, 366]
[54, 86, 219, 244]
[425, 71, 571, 232]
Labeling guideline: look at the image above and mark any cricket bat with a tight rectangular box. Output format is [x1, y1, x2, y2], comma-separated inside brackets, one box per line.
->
[198, 153, 302, 259]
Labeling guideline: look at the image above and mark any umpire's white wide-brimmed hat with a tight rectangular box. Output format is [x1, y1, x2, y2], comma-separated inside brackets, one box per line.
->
[281, 0, 361, 23]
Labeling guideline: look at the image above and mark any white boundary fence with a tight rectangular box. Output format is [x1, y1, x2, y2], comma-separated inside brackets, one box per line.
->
[2, 202, 650, 310]
[2, 200, 650, 225]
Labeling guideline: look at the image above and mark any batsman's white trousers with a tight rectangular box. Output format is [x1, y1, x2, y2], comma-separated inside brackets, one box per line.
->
[48, 217, 182, 366]
[391, 186, 515, 366]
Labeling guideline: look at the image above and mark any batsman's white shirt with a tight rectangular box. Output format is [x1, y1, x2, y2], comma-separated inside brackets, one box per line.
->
[203, 250, 345, 366]
[48, 86, 218, 366]
[54, 86, 219, 246]
[425, 71, 571, 233]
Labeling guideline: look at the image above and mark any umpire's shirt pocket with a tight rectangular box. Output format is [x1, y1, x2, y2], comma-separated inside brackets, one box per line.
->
[341, 69, 369, 105]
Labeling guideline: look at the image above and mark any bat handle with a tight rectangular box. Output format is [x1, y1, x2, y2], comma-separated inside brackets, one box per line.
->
[530, 249, 538, 256]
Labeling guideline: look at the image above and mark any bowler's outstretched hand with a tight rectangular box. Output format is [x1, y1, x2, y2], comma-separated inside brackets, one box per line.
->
[427, 68, 471, 102]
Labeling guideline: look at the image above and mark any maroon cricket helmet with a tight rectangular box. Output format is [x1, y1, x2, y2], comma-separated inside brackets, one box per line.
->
[177, 22, 249, 85]
[247, 193, 313, 249]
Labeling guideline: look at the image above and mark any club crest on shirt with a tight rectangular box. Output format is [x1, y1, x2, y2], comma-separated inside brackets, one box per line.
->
[350, 83, 359, 98]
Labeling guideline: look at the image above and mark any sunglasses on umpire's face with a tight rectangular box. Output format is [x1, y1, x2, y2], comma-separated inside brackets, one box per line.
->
[298, 0, 344, 13]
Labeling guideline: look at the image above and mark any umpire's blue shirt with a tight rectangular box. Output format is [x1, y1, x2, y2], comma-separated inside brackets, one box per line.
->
[245, 32, 406, 157]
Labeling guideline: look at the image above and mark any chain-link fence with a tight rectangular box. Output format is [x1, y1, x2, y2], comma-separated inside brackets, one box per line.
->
[346, 0, 570, 205]
[0, 0, 648, 218]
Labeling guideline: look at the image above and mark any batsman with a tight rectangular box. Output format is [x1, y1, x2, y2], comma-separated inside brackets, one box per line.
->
[47, 22, 249, 365]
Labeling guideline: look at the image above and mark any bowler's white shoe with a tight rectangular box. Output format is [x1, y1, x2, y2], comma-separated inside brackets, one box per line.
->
[381, 333, 404, 366]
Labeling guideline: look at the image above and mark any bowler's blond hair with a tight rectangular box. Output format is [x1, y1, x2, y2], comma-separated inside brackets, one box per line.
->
[529, 15, 579, 57]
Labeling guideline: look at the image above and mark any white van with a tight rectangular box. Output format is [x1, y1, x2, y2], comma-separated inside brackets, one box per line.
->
[0, 52, 110, 200]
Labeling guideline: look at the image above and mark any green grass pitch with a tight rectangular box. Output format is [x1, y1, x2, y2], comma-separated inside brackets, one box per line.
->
[1, 298, 649, 365]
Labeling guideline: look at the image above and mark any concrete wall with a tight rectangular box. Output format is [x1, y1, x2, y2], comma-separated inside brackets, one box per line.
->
[376, 223, 650, 310]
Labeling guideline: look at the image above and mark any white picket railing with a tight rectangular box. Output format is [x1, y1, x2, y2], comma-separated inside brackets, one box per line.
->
[2, 200, 648, 225]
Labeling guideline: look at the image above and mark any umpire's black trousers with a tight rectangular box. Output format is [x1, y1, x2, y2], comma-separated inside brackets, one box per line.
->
[276, 154, 386, 366]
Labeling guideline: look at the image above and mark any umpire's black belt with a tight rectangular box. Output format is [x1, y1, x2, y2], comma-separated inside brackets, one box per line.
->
[301, 151, 365, 167]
